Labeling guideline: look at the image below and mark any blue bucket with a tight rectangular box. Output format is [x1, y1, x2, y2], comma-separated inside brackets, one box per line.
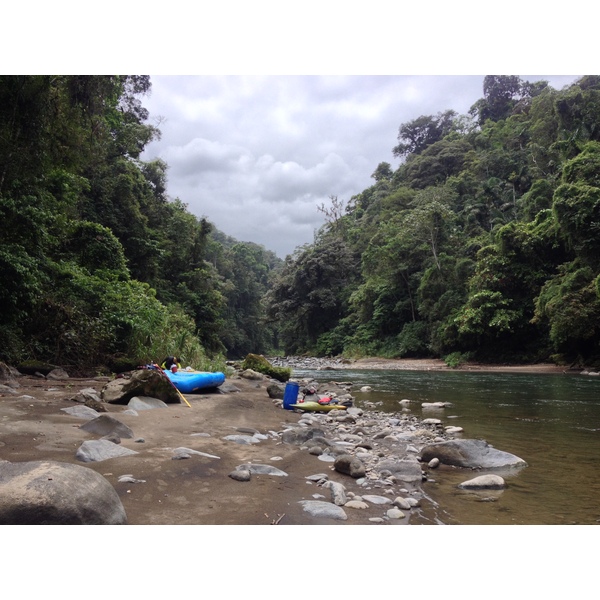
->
[283, 381, 300, 410]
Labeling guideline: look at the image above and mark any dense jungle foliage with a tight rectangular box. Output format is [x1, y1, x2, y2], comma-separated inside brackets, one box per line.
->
[265, 75, 600, 367]
[2, 75, 600, 372]
[0, 75, 280, 373]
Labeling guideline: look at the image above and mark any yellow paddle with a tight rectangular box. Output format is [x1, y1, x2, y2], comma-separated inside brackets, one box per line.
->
[160, 367, 192, 408]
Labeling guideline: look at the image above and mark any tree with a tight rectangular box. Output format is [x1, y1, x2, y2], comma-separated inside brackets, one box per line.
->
[470, 75, 524, 125]
[393, 110, 457, 158]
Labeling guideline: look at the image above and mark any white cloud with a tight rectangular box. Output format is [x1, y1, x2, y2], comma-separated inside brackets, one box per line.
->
[141, 74, 581, 258]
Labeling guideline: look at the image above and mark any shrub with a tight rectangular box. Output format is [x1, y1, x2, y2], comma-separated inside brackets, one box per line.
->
[241, 353, 291, 382]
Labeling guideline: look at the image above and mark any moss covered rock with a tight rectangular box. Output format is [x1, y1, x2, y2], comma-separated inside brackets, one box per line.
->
[241, 354, 291, 383]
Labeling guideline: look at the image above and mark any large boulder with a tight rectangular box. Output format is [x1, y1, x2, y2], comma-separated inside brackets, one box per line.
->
[419, 439, 527, 469]
[377, 457, 424, 483]
[241, 353, 291, 382]
[101, 369, 180, 405]
[0, 460, 127, 524]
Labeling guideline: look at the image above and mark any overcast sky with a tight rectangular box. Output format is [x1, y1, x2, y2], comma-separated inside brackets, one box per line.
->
[7, 4, 589, 259]
[139, 75, 580, 258]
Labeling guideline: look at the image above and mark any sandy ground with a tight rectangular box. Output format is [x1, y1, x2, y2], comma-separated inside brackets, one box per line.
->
[0, 359, 568, 526]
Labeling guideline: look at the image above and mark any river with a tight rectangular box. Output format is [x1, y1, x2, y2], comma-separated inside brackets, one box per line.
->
[292, 367, 600, 526]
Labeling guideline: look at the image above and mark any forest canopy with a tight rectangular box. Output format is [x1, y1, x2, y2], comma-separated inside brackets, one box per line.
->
[2, 75, 600, 372]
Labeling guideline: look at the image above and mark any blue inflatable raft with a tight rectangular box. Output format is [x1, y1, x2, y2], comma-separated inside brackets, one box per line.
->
[164, 369, 225, 393]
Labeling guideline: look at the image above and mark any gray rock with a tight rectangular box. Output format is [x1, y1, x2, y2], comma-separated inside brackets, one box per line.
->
[61, 405, 101, 419]
[419, 439, 527, 469]
[334, 454, 366, 478]
[267, 383, 285, 399]
[305, 473, 329, 482]
[127, 396, 169, 410]
[362, 494, 393, 505]
[0, 460, 127, 524]
[298, 500, 348, 521]
[172, 447, 220, 459]
[318, 454, 335, 462]
[458, 474, 506, 489]
[46, 368, 69, 380]
[392, 496, 412, 510]
[377, 458, 424, 483]
[229, 469, 251, 481]
[239, 369, 264, 380]
[344, 500, 369, 509]
[218, 382, 241, 393]
[80, 414, 134, 439]
[222, 434, 261, 445]
[75, 439, 139, 462]
[281, 426, 327, 445]
[325, 480, 348, 505]
[445, 426, 464, 434]
[118, 475, 146, 483]
[0, 384, 18, 395]
[101, 369, 180, 405]
[70, 388, 102, 404]
[236, 463, 288, 477]
[387, 508, 406, 519]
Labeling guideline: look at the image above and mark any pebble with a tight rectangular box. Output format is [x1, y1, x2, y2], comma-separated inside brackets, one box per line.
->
[393, 497, 412, 510]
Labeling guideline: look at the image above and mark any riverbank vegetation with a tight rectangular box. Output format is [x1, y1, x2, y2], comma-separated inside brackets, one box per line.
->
[266, 76, 600, 368]
[2, 75, 600, 372]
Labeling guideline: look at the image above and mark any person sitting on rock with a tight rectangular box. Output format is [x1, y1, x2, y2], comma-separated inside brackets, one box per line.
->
[161, 356, 181, 371]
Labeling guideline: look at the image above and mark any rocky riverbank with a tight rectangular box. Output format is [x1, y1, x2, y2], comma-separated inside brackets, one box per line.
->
[1, 360, 530, 525]
[267, 354, 574, 374]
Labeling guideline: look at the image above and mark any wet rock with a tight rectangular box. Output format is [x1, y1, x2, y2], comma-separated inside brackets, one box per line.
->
[419, 439, 527, 469]
[377, 458, 424, 483]
[458, 474, 506, 489]
[392, 497, 412, 510]
[387, 508, 406, 519]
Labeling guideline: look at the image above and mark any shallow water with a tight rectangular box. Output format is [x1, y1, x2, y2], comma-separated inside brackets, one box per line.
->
[293, 368, 600, 525]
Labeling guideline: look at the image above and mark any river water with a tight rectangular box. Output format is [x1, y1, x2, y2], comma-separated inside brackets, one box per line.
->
[292, 368, 600, 525]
